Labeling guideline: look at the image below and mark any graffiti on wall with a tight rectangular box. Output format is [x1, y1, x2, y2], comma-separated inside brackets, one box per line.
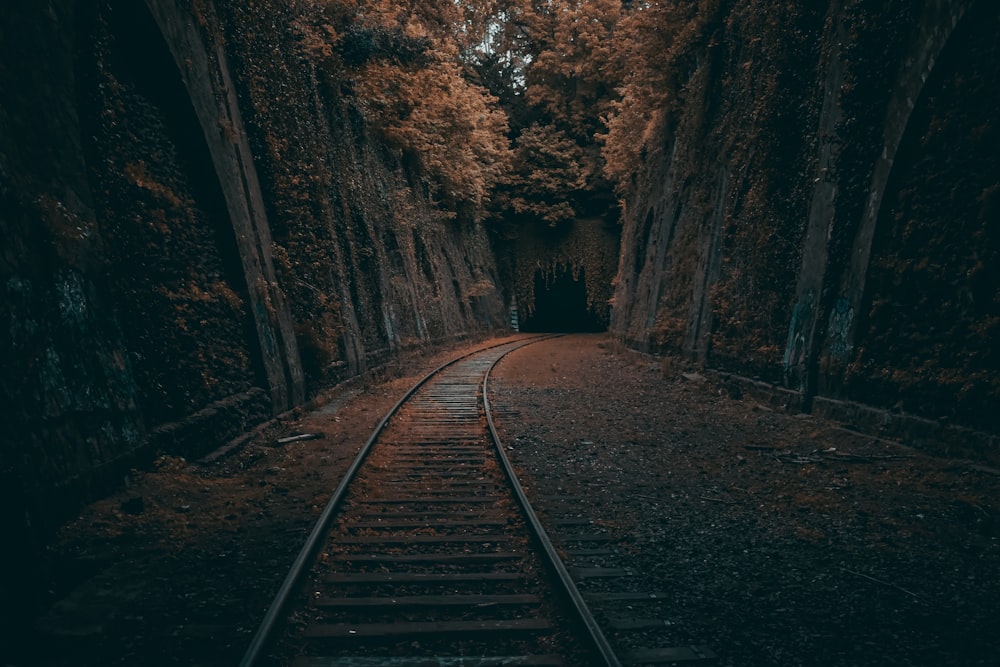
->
[827, 296, 855, 360]
[783, 290, 814, 390]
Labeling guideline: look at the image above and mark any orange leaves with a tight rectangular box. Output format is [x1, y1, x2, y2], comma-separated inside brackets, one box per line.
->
[602, 0, 721, 197]
[523, 0, 622, 138]
[293, 1, 513, 216]
[293, 19, 339, 60]
[124, 161, 185, 209]
[298, 0, 629, 223]
[509, 122, 586, 226]
[351, 38, 512, 213]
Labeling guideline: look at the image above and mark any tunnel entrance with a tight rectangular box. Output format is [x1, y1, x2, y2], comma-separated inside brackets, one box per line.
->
[521, 264, 607, 332]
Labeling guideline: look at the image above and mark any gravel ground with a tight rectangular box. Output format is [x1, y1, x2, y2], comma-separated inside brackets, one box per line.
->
[489, 334, 1000, 666]
[19, 333, 1000, 666]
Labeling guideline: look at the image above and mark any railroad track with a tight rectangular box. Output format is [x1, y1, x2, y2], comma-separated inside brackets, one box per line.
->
[511, 494, 717, 665]
[241, 336, 716, 666]
[240, 336, 618, 666]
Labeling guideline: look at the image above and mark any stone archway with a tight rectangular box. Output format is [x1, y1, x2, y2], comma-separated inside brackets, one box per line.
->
[838, 0, 978, 332]
[843, 1, 1000, 431]
[521, 264, 607, 333]
[785, 0, 979, 402]
[143, 0, 306, 411]
[79, 0, 270, 424]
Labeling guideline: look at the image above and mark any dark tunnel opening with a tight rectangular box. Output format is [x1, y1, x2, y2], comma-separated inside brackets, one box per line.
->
[520, 264, 607, 333]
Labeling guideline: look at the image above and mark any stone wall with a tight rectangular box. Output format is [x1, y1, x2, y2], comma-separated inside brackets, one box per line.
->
[611, 0, 999, 447]
[0, 0, 504, 560]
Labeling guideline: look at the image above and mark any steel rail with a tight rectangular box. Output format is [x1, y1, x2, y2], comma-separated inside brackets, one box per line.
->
[238, 335, 547, 667]
[483, 337, 624, 667]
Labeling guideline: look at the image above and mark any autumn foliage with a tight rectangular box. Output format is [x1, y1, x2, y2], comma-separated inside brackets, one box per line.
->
[292, 0, 677, 227]
[296, 0, 512, 217]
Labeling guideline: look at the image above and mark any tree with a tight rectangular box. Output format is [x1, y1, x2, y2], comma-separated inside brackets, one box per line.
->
[463, 0, 624, 227]
[602, 0, 722, 196]
[355, 57, 512, 213]
[509, 122, 586, 225]
[296, 0, 513, 218]
[295, 0, 626, 226]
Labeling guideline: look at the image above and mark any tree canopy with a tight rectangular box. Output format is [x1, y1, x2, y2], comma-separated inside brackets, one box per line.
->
[293, 0, 689, 226]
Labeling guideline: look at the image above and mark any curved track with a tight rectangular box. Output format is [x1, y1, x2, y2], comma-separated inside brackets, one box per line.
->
[241, 336, 619, 666]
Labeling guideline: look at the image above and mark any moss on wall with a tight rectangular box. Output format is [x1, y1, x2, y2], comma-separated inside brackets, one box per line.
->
[215, 0, 505, 392]
[611, 0, 997, 436]
[81, 1, 259, 424]
[706, 2, 827, 378]
[0, 0, 507, 551]
[845, 3, 1000, 431]
[504, 216, 619, 327]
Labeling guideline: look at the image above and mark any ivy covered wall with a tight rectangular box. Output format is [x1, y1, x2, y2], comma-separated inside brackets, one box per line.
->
[0, 0, 506, 550]
[610, 0, 999, 445]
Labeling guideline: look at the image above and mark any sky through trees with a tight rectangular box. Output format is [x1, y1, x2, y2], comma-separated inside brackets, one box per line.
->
[292, 0, 704, 227]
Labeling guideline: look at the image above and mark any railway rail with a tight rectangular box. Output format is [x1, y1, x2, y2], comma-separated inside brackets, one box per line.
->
[240, 336, 714, 666]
